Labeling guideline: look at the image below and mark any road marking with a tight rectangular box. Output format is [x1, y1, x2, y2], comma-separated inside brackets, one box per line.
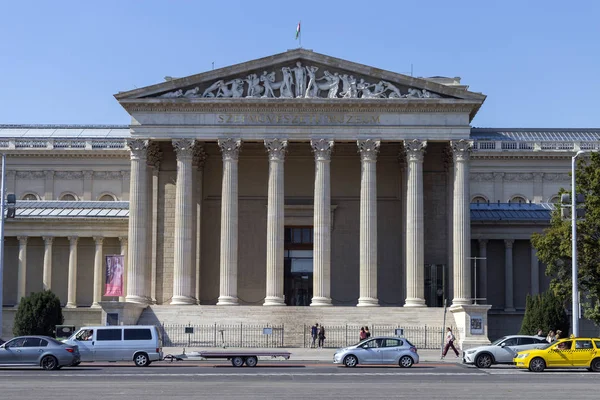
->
[0, 372, 486, 378]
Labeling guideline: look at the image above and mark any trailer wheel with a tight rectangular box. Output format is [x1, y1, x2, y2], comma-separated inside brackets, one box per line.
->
[245, 356, 258, 367]
[231, 356, 244, 367]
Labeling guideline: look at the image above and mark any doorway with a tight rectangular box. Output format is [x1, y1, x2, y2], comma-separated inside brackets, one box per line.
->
[424, 264, 448, 307]
[284, 227, 313, 306]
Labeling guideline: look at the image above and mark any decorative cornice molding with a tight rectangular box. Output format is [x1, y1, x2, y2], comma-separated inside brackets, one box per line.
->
[357, 139, 380, 162]
[403, 139, 427, 163]
[265, 139, 288, 161]
[311, 139, 334, 161]
[218, 138, 242, 161]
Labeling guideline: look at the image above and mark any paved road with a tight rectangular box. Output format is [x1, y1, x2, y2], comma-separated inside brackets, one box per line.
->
[0, 361, 597, 399]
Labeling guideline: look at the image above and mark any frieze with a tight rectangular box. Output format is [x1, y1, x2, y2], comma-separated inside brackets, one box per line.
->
[94, 171, 123, 180]
[16, 171, 45, 179]
[544, 173, 571, 182]
[156, 62, 443, 101]
[470, 173, 494, 182]
[217, 113, 381, 125]
[55, 171, 84, 180]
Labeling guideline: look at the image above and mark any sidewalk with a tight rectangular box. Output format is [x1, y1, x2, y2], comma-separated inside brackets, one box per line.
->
[161, 346, 462, 363]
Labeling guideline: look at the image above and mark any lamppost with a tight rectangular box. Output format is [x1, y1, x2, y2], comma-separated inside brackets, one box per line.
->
[571, 150, 588, 337]
[0, 153, 6, 335]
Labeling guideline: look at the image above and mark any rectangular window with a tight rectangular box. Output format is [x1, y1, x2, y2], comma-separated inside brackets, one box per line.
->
[96, 329, 122, 341]
[124, 329, 152, 341]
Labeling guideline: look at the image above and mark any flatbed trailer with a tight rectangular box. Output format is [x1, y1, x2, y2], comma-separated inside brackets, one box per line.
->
[198, 350, 291, 367]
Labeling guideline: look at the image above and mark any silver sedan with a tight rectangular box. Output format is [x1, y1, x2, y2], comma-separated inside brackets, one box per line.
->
[0, 336, 80, 370]
[333, 337, 419, 367]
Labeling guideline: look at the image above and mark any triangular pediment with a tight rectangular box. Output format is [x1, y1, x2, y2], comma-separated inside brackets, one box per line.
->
[115, 49, 485, 103]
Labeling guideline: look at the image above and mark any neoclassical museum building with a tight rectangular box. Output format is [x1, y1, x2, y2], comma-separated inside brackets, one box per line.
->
[2, 50, 599, 344]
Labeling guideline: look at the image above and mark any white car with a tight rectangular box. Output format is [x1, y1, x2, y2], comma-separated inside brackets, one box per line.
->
[463, 335, 547, 368]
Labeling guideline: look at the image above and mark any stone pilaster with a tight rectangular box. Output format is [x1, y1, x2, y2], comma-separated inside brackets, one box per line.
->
[451, 140, 473, 306]
[193, 144, 207, 304]
[66, 236, 78, 308]
[493, 172, 504, 203]
[16, 236, 28, 304]
[121, 170, 130, 201]
[533, 173, 544, 203]
[119, 237, 128, 302]
[310, 139, 334, 306]
[530, 244, 539, 296]
[357, 139, 380, 307]
[44, 170, 54, 200]
[92, 237, 104, 308]
[171, 139, 196, 305]
[217, 138, 241, 305]
[83, 170, 93, 200]
[42, 236, 53, 291]
[264, 139, 287, 306]
[478, 239, 488, 303]
[125, 139, 149, 304]
[504, 239, 515, 311]
[404, 139, 427, 307]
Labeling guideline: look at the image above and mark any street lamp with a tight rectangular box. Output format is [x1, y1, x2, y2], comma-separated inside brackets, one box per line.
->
[0, 153, 6, 335]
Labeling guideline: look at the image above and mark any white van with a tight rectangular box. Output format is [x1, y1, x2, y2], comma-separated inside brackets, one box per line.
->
[64, 325, 163, 366]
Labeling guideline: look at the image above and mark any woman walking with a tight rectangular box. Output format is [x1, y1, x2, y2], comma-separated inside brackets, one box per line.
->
[441, 327, 459, 359]
[318, 325, 326, 348]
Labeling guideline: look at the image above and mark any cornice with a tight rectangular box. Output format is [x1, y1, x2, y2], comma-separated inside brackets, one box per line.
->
[2, 150, 128, 158]
[471, 153, 573, 160]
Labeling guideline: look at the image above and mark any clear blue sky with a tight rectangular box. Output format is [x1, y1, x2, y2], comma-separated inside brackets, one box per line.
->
[1, 0, 598, 127]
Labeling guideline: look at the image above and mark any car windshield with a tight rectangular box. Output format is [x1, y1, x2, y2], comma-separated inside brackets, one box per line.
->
[491, 336, 508, 346]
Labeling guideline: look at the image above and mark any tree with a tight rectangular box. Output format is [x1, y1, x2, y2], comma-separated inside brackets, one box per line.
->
[531, 152, 600, 326]
[520, 291, 569, 336]
[13, 290, 64, 337]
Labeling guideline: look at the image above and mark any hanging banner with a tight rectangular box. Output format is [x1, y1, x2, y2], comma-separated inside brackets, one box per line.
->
[105, 254, 124, 297]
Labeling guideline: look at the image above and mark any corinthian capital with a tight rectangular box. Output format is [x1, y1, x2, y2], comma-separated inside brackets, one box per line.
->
[192, 143, 208, 169]
[218, 138, 242, 161]
[357, 139, 380, 162]
[172, 139, 196, 161]
[403, 139, 427, 162]
[265, 139, 288, 161]
[126, 139, 149, 160]
[311, 139, 334, 161]
[146, 141, 163, 168]
[451, 139, 473, 162]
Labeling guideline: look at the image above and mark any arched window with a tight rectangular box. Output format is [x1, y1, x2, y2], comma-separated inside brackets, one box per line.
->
[21, 193, 39, 201]
[549, 195, 560, 204]
[471, 196, 488, 204]
[98, 194, 116, 201]
[510, 195, 527, 204]
[60, 193, 78, 201]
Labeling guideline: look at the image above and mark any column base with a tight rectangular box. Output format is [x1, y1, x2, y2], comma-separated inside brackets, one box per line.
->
[65, 302, 77, 308]
[404, 298, 426, 307]
[263, 296, 285, 306]
[91, 302, 102, 309]
[357, 297, 380, 307]
[217, 296, 239, 305]
[126, 295, 151, 305]
[452, 298, 472, 307]
[310, 297, 332, 306]
[170, 296, 196, 305]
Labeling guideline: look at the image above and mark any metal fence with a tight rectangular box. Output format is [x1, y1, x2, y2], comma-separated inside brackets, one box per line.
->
[303, 325, 459, 349]
[160, 323, 285, 348]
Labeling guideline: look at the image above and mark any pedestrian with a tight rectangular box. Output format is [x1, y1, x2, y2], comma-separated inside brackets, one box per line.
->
[364, 326, 371, 339]
[318, 325, 326, 348]
[536, 329, 544, 337]
[546, 330, 556, 343]
[311, 323, 319, 348]
[441, 327, 459, 359]
[555, 330, 563, 340]
[359, 327, 367, 341]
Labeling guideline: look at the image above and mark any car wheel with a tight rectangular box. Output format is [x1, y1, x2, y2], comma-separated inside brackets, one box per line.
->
[41, 355, 59, 371]
[245, 356, 258, 367]
[231, 356, 244, 367]
[399, 355, 414, 368]
[475, 353, 493, 369]
[134, 352, 150, 367]
[591, 358, 600, 372]
[343, 355, 358, 368]
[529, 357, 546, 372]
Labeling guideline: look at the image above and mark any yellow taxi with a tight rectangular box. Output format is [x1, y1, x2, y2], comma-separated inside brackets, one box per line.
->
[514, 338, 600, 372]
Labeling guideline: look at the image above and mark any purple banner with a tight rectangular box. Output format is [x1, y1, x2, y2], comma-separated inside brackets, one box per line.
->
[105, 254, 124, 297]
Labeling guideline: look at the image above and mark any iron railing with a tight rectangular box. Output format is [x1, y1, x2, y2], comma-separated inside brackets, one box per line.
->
[160, 323, 285, 348]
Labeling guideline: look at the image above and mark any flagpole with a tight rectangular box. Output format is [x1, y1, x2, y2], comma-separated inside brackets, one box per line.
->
[299, 20, 302, 48]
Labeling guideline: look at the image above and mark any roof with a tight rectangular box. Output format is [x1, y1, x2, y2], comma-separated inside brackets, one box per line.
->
[470, 202, 554, 223]
[11, 201, 129, 219]
[0, 125, 129, 139]
[471, 128, 600, 142]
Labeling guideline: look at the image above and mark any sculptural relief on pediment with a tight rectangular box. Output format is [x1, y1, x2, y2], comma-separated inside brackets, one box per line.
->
[153, 61, 445, 101]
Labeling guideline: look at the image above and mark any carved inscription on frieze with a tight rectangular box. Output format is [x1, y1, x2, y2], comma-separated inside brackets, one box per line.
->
[217, 113, 381, 125]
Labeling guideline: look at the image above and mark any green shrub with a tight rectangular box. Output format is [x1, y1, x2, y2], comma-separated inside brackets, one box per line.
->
[520, 291, 569, 336]
[13, 290, 64, 337]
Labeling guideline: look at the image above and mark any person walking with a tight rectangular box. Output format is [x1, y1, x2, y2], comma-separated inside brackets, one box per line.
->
[546, 330, 556, 343]
[359, 327, 367, 341]
[311, 323, 319, 348]
[364, 326, 371, 339]
[441, 327, 459, 359]
[555, 330, 563, 340]
[318, 325, 326, 349]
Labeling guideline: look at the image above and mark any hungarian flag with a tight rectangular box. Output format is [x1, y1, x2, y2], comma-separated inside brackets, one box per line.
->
[296, 21, 301, 39]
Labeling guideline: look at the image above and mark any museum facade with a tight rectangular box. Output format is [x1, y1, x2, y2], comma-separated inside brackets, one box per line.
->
[2, 49, 599, 341]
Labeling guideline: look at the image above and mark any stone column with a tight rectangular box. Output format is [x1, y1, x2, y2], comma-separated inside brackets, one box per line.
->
[16, 236, 28, 304]
[357, 139, 380, 307]
[42, 236, 53, 291]
[311, 139, 334, 307]
[66, 236, 78, 308]
[263, 139, 288, 306]
[92, 237, 104, 308]
[119, 237, 128, 302]
[125, 139, 149, 304]
[44, 170, 54, 200]
[504, 239, 515, 311]
[193, 145, 207, 304]
[83, 170, 93, 200]
[478, 239, 488, 303]
[530, 244, 539, 296]
[444, 146, 454, 302]
[404, 139, 427, 307]
[451, 140, 473, 306]
[171, 139, 196, 305]
[147, 142, 162, 304]
[217, 138, 241, 305]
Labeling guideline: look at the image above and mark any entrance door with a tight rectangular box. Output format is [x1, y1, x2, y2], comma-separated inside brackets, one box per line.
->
[425, 264, 447, 307]
[284, 227, 313, 306]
